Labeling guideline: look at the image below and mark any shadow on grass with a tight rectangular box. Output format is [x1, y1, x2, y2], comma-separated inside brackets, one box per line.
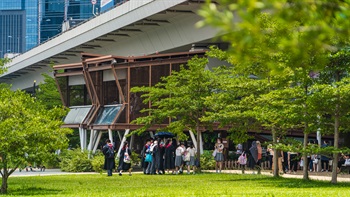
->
[9, 187, 62, 196]
[211, 174, 350, 189]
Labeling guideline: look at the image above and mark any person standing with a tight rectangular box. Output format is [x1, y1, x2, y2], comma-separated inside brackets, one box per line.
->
[141, 139, 151, 174]
[146, 140, 157, 174]
[248, 141, 258, 171]
[164, 139, 175, 174]
[267, 144, 274, 170]
[157, 139, 165, 174]
[186, 143, 197, 174]
[175, 142, 185, 174]
[102, 139, 115, 176]
[118, 141, 132, 176]
[321, 140, 330, 172]
[256, 141, 262, 167]
[288, 151, 298, 174]
[214, 138, 224, 173]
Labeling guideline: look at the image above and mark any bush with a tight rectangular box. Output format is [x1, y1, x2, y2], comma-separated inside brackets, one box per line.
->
[130, 151, 140, 167]
[200, 150, 216, 170]
[59, 148, 93, 172]
[91, 153, 105, 173]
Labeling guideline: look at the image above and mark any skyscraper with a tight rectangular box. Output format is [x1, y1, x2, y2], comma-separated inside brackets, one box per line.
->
[0, 0, 100, 58]
[0, 0, 28, 58]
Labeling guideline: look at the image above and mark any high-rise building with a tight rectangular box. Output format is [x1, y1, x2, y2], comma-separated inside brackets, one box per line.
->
[0, 0, 27, 58]
[0, 0, 100, 57]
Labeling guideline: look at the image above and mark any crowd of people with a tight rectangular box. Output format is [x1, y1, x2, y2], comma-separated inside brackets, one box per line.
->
[242, 140, 350, 174]
[141, 138, 197, 175]
[102, 137, 350, 176]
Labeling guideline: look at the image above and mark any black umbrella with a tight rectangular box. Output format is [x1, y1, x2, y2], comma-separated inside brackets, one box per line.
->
[154, 131, 175, 138]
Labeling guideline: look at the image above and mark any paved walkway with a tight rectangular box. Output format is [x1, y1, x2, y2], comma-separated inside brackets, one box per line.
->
[10, 168, 97, 177]
[9, 168, 350, 182]
[204, 169, 350, 182]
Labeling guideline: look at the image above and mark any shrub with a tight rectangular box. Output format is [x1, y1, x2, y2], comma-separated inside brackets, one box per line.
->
[200, 150, 216, 170]
[130, 151, 140, 167]
[91, 153, 105, 173]
[59, 148, 93, 172]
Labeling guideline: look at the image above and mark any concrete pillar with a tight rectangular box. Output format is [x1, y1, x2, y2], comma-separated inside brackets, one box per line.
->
[117, 129, 130, 158]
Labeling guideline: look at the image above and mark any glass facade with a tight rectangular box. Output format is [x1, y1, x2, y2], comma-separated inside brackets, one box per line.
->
[0, 0, 100, 57]
[25, 0, 39, 50]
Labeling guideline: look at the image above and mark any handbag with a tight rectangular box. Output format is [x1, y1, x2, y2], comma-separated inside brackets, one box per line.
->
[123, 150, 131, 163]
[313, 158, 319, 164]
[145, 153, 152, 163]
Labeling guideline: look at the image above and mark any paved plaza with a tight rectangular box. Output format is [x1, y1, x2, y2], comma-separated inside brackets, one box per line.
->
[10, 168, 350, 182]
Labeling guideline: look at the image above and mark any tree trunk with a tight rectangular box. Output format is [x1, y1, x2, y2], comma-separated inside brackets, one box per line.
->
[272, 128, 279, 177]
[196, 121, 201, 172]
[1, 161, 8, 194]
[331, 113, 339, 184]
[302, 132, 309, 180]
[1, 175, 8, 194]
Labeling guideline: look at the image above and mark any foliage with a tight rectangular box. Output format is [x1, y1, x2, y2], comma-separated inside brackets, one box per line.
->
[198, 0, 350, 73]
[199, 150, 216, 170]
[91, 153, 105, 173]
[3, 174, 350, 196]
[35, 73, 63, 109]
[59, 149, 93, 172]
[0, 58, 10, 75]
[130, 151, 140, 166]
[0, 85, 71, 193]
[130, 56, 216, 139]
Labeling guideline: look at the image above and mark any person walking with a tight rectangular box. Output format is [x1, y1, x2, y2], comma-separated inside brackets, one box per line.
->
[102, 139, 115, 176]
[118, 141, 132, 176]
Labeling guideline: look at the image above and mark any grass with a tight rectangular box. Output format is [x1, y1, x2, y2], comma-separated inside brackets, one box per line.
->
[2, 173, 350, 197]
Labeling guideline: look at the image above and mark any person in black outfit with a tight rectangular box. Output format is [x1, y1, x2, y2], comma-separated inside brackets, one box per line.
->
[102, 139, 115, 176]
[118, 141, 132, 176]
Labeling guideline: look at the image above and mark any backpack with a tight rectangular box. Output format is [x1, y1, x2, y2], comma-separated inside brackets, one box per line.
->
[106, 145, 114, 159]
[238, 152, 247, 165]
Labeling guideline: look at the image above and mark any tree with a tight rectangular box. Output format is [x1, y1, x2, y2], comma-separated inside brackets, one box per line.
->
[0, 58, 10, 75]
[198, 0, 350, 180]
[0, 85, 71, 194]
[130, 56, 216, 162]
[197, 0, 350, 72]
[308, 49, 350, 184]
[35, 73, 63, 109]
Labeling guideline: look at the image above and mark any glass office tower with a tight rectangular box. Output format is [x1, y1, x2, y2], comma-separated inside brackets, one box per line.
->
[0, 0, 100, 58]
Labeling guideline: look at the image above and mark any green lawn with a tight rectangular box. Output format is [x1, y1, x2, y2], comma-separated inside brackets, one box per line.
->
[3, 173, 350, 196]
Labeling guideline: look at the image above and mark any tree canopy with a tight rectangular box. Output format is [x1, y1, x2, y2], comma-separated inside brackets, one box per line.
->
[0, 85, 71, 194]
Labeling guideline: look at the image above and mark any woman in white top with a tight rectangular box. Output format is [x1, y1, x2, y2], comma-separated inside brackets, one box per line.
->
[175, 142, 185, 174]
[186, 143, 197, 174]
[214, 138, 224, 173]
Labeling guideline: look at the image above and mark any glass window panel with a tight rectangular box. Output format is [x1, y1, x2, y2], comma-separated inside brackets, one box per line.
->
[94, 104, 123, 125]
[64, 105, 92, 124]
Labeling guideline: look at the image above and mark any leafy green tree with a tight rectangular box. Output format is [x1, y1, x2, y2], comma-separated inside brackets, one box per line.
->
[0, 58, 10, 75]
[0, 85, 71, 194]
[308, 49, 350, 184]
[197, 0, 350, 73]
[198, 0, 350, 180]
[35, 73, 63, 109]
[130, 56, 216, 161]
